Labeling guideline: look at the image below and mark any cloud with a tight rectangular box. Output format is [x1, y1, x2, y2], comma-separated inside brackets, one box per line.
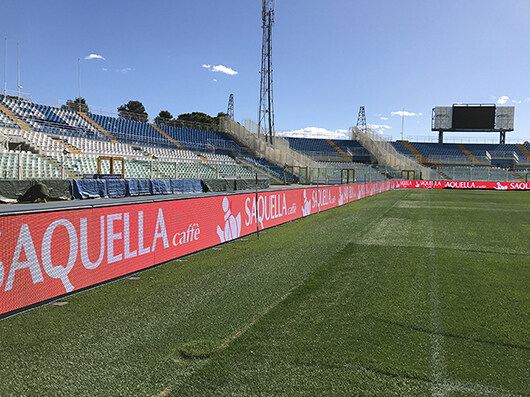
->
[497, 96, 509, 104]
[117, 67, 135, 74]
[391, 110, 418, 117]
[380, 117, 388, 120]
[277, 127, 349, 140]
[84, 53, 105, 60]
[202, 64, 238, 75]
[368, 124, 392, 135]
[102, 68, 108, 72]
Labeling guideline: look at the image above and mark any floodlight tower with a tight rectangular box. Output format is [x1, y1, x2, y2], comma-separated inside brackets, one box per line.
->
[357, 106, 367, 133]
[258, 0, 275, 144]
[227, 93, 234, 120]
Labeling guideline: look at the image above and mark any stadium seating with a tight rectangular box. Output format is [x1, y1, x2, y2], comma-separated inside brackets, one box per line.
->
[284, 137, 370, 161]
[391, 141, 530, 165]
[0, 97, 106, 140]
[0, 109, 18, 128]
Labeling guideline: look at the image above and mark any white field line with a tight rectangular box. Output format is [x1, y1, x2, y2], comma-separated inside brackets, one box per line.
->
[426, 194, 447, 397]
[425, 190, 524, 397]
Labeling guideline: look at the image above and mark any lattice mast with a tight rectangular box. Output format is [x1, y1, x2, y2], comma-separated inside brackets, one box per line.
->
[258, 0, 275, 144]
[356, 106, 367, 133]
[227, 93, 234, 120]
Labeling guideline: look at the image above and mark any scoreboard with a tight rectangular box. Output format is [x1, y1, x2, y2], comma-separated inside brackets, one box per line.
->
[432, 104, 514, 132]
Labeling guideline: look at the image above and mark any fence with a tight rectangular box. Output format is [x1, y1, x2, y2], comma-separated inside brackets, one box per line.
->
[351, 126, 434, 180]
[0, 152, 260, 181]
[221, 118, 320, 168]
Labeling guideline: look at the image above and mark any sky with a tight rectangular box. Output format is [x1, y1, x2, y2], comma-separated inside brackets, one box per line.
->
[1, 0, 529, 143]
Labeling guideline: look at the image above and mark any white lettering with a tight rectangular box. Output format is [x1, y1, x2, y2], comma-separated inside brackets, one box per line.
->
[138, 211, 150, 256]
[107, 213, 122, 264]
[123, 213, 137, 259]
[5, 224, 44, 291]
[152, 208, 169, 251]
[80, 217, 105, 270]
[41, 219, 77, 292]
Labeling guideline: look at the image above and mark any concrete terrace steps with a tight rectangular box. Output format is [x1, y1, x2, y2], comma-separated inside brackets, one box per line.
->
[456, 143, 478, 163]
[36, 153, 80, 179]
[55, 138, 82, 155]
[401, 141, 431, 165]
[150, 123, 209, 162]
[516, 144, 530, 161]
[78, 112, 120, 143]
[0, 102, 32, 131]
[326, 139, 351, 160]
[240, 158, 284, 184]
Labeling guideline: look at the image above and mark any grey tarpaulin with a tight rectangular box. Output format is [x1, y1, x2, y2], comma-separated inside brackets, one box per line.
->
[0, 179, 72, 203]
[202, 177, 269, 192]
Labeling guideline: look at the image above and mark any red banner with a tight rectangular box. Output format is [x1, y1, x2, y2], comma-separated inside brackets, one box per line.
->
[0, 181, 393, 316]
[394, 180, 530, 190]
[432, 180, 530, 190]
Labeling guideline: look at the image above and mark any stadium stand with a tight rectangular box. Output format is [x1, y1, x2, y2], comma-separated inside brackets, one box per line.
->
[3, 97, 529, 187]
[391, 141, 530, 166]
[284, 137, 370, 162]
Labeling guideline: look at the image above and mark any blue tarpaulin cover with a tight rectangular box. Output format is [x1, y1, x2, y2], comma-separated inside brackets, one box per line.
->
[150, 179, 172, 195]
[106, 179, 126, 198]
[125, 179, 151, 196]
[171, 179, 203, 194]
[71, 179, 108, 200]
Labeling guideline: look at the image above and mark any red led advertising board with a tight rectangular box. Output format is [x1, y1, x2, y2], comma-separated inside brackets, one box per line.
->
[0, 182, 393, 316]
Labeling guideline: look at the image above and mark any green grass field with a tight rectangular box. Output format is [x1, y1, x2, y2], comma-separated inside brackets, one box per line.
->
[0, 189, 528, 396]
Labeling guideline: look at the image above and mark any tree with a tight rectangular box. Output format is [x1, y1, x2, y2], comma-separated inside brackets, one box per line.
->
[117, 100, 148, 122]
[62, 97, 89, 113]
[155, 110, 173, 125]
[176, 112, 216, 124]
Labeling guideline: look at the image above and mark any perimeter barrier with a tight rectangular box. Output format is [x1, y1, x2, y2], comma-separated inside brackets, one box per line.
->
[1, 179, 529, 317]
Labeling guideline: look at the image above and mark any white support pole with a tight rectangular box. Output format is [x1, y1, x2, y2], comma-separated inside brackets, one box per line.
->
[17, 43, 20, 99]
[3, 38, 6, 97]
[18, 151, 22, 180]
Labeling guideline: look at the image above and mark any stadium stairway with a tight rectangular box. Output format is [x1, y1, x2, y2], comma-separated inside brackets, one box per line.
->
[436, 169, 451, 180]
[401, 141, 431, 164]
[220, 130, 255, 158]
[239, 157, 284, 184]
[0, 102, 31, 131]
[509, 170, 524, 181]
[55, 138, 82, 155]
[150, 123, 210, 162]
[78, 112, 120, 143]
[325, 139, 351, 160]
[516, 144, 530, 161]
[37, 153, 81, 179]
[456, 143, 478, 163]
[150, 123, 186, 150]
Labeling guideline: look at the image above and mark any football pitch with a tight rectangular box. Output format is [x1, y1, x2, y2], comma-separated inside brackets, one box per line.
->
[0, 189, 528, 396]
